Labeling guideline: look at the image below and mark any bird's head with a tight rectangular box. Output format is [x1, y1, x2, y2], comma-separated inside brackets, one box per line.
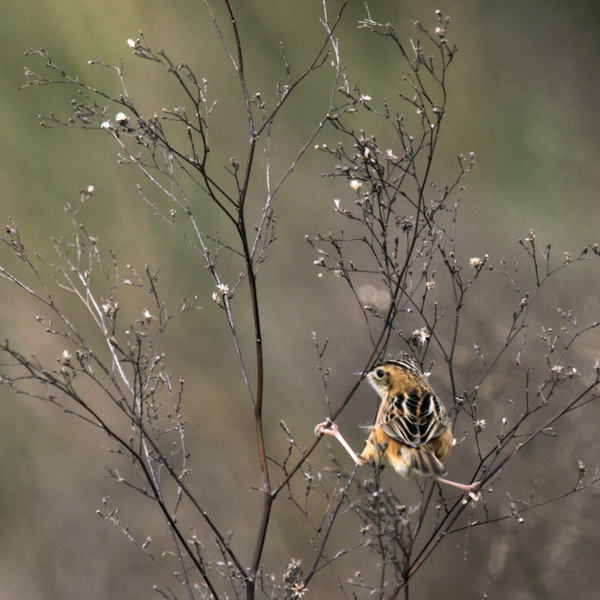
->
[366, 360, 423, 398]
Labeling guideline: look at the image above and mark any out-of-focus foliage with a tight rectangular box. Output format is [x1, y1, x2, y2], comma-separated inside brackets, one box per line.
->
[0, 1, 599, 599]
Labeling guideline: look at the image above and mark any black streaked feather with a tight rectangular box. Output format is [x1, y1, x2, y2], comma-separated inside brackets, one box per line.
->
[409, 449, 447, 477]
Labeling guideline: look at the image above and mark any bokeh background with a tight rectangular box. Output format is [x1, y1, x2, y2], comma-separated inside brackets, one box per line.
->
[1, 1, 599, 599]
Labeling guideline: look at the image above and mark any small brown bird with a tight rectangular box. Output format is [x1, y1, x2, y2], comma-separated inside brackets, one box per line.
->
[315, 359, 479, 499]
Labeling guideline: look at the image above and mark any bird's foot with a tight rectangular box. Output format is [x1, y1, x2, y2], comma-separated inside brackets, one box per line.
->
[314, 420, 338, 437]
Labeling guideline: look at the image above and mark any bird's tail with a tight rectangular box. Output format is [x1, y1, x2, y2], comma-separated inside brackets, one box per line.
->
[410, 448, 447, 478]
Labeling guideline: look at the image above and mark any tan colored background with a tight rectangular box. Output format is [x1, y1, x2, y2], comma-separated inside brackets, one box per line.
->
[1, 1, 599, 598]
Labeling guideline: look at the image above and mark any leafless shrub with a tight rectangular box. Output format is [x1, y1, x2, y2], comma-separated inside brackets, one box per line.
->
[1, 2, 599, 599]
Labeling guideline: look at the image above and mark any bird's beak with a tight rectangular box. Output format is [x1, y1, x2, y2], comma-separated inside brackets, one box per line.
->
[354, 370, 368, 377]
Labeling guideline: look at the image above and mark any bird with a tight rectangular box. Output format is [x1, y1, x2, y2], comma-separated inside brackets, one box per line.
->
[314, 359, 480, 500]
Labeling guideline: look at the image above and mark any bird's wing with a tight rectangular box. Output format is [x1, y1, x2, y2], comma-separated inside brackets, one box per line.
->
[379, 391, 448, 448]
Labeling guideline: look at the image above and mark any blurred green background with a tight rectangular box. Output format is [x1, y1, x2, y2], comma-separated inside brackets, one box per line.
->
[1, 1, 599, 599]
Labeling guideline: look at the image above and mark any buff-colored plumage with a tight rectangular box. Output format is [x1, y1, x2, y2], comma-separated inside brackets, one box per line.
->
[315, 359, 479, 499]
[360, 360, 452, 479]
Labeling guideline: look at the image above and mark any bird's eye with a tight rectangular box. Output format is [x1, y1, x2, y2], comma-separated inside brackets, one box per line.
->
[375, 368, 386, 379]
